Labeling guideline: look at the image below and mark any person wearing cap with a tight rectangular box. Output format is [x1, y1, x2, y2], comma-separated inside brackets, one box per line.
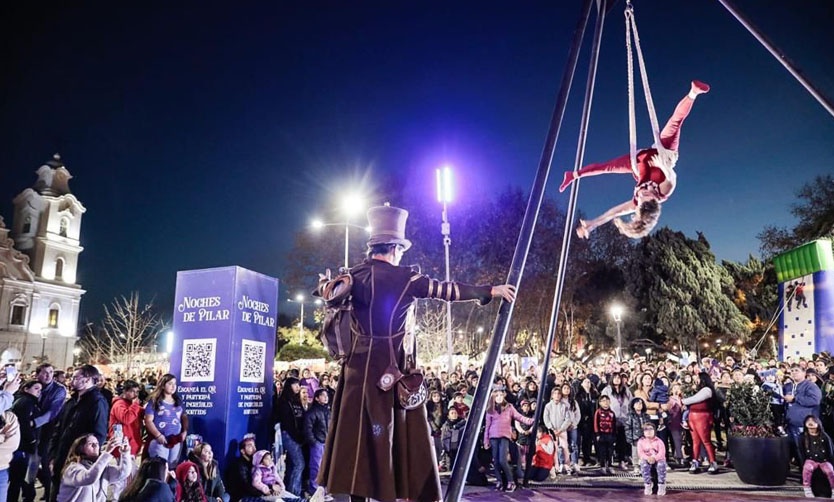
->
[314, 203, 516, 502]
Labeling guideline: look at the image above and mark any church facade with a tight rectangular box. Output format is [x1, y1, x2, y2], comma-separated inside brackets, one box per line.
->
[0, 154, 85, 369]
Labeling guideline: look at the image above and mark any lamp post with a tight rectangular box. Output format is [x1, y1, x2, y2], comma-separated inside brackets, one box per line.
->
[295, 294, 305, 343]
[287, 295, 322, 345]
[610, 305, 623, 362]
[311, 193, 366, 270]
[40, 328, 49, 360]
[437, 166, 454, 373]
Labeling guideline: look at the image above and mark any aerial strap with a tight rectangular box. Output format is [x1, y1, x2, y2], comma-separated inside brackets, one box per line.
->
[625, 1, 662, 177]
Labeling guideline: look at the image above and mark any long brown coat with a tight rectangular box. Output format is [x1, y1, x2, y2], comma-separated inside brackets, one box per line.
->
[318, 258, 492, 502]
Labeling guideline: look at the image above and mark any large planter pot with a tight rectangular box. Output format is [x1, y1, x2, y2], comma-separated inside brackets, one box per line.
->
[727, 435, 791, 485]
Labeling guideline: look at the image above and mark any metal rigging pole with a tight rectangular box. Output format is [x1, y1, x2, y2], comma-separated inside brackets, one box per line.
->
[443, 0, 595, 500]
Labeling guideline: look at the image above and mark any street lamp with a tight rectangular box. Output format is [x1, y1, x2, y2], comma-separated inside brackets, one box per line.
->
[610, 304, 623, 362]
[287, 295, 322, 344]
[311, 193, 366, 270]
[40, 328, 49, 360]
[437, 166, 454, 373]
[295, 294, 305, 343]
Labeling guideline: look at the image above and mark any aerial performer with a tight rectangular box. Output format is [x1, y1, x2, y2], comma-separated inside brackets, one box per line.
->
[559, 80, 710, 239]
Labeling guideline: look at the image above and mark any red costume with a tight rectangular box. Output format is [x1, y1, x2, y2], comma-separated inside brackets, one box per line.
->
[559, 80, 710, 206]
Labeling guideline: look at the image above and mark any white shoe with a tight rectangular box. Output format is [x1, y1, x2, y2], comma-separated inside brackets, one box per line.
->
[310, 487, 326, 502]
[691, 80, 710, 95]
[644, 483, 653, 495]
[657, 483, 666, 496]
[804, 486, 813, 498]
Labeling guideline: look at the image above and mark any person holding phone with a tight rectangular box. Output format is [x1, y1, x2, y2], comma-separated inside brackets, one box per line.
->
[47, 365, 110, 502]
[56, 433, 132, 501]
[0, 367, 21, 413]
[108, 380, 143, 457]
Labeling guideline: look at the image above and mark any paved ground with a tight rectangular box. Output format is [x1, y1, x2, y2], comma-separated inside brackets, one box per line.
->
[448, 462, 812, 501]
[33, 459, 816, 501]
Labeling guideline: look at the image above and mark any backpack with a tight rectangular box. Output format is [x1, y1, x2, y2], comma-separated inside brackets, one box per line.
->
[316, 272, 360, 362]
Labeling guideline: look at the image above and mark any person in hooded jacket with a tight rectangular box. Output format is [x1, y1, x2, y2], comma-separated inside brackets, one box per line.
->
[273, 377, 305, 497]
[175, 460, 208, 502]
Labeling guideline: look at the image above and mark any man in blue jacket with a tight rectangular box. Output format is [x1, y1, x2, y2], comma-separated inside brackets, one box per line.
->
[785, 365, 823, 461]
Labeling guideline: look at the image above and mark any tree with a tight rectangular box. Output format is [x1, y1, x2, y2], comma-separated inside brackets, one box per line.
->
[626, 228, 750, 351]
[758, 175, 834, 257]
[723, 256, 779, 330]
[80, 293, 162, 374]
[277, 343, 329, 361]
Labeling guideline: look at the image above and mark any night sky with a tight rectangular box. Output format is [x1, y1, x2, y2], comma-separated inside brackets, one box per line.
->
[2, 1, 833, 324]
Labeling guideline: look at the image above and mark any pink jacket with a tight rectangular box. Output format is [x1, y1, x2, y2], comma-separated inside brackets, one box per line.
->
[484, 405, 534, 447]
[637, 436, 666, 462]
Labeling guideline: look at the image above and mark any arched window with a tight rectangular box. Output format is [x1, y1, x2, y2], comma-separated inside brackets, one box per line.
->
[59, 218, 69, 237]
[9, 295, 28, 326]
[48, 306, 59, 328]
[22, 215, 31, 234]
[55, 258, 64, 280]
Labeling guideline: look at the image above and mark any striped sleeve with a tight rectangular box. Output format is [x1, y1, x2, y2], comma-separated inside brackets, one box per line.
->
[409, 273, 492, 304]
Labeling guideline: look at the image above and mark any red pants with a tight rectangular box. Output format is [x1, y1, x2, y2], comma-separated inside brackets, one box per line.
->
[688, 411, 716, 463]
[572, 93, 696, 181]
[803, 460, 834, 487]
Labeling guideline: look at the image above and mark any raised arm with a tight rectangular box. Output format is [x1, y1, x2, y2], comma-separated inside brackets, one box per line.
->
[577, 200, 637, 238]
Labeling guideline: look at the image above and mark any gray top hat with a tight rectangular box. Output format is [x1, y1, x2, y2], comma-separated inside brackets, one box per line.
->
[366, 202, 412, 251]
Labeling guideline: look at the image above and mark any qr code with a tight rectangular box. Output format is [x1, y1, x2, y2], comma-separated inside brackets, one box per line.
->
[240, 339, 266, 383]
[181, 338, 217, 382]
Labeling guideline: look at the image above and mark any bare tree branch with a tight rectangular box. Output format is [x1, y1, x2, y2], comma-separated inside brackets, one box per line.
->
[80, 293, 162, 374]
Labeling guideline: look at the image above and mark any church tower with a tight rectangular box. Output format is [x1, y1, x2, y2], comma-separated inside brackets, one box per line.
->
[0, 154, 86, 368]
[11, 154, 86, 286]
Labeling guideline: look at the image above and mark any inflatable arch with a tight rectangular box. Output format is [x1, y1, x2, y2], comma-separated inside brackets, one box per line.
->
[775, 240, 834, 360]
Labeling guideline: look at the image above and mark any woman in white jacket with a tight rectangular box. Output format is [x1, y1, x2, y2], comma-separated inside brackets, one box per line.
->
[57, 433, 133, 502]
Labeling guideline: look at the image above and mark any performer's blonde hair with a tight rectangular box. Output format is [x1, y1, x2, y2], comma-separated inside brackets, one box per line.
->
[613, 200, 661, 238]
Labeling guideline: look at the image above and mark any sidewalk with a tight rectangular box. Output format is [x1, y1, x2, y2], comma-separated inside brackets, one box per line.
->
[445, 462, 810, 501]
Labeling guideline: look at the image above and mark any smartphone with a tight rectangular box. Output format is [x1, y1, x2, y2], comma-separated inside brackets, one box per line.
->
[4, 366, 16, 380]
[113, 424, 123, 443]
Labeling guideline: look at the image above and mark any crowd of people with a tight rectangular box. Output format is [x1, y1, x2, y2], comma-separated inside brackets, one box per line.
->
[0, 349, 831, 501]
[0, 363, 286, 502]
[268, 349, 834, 500]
